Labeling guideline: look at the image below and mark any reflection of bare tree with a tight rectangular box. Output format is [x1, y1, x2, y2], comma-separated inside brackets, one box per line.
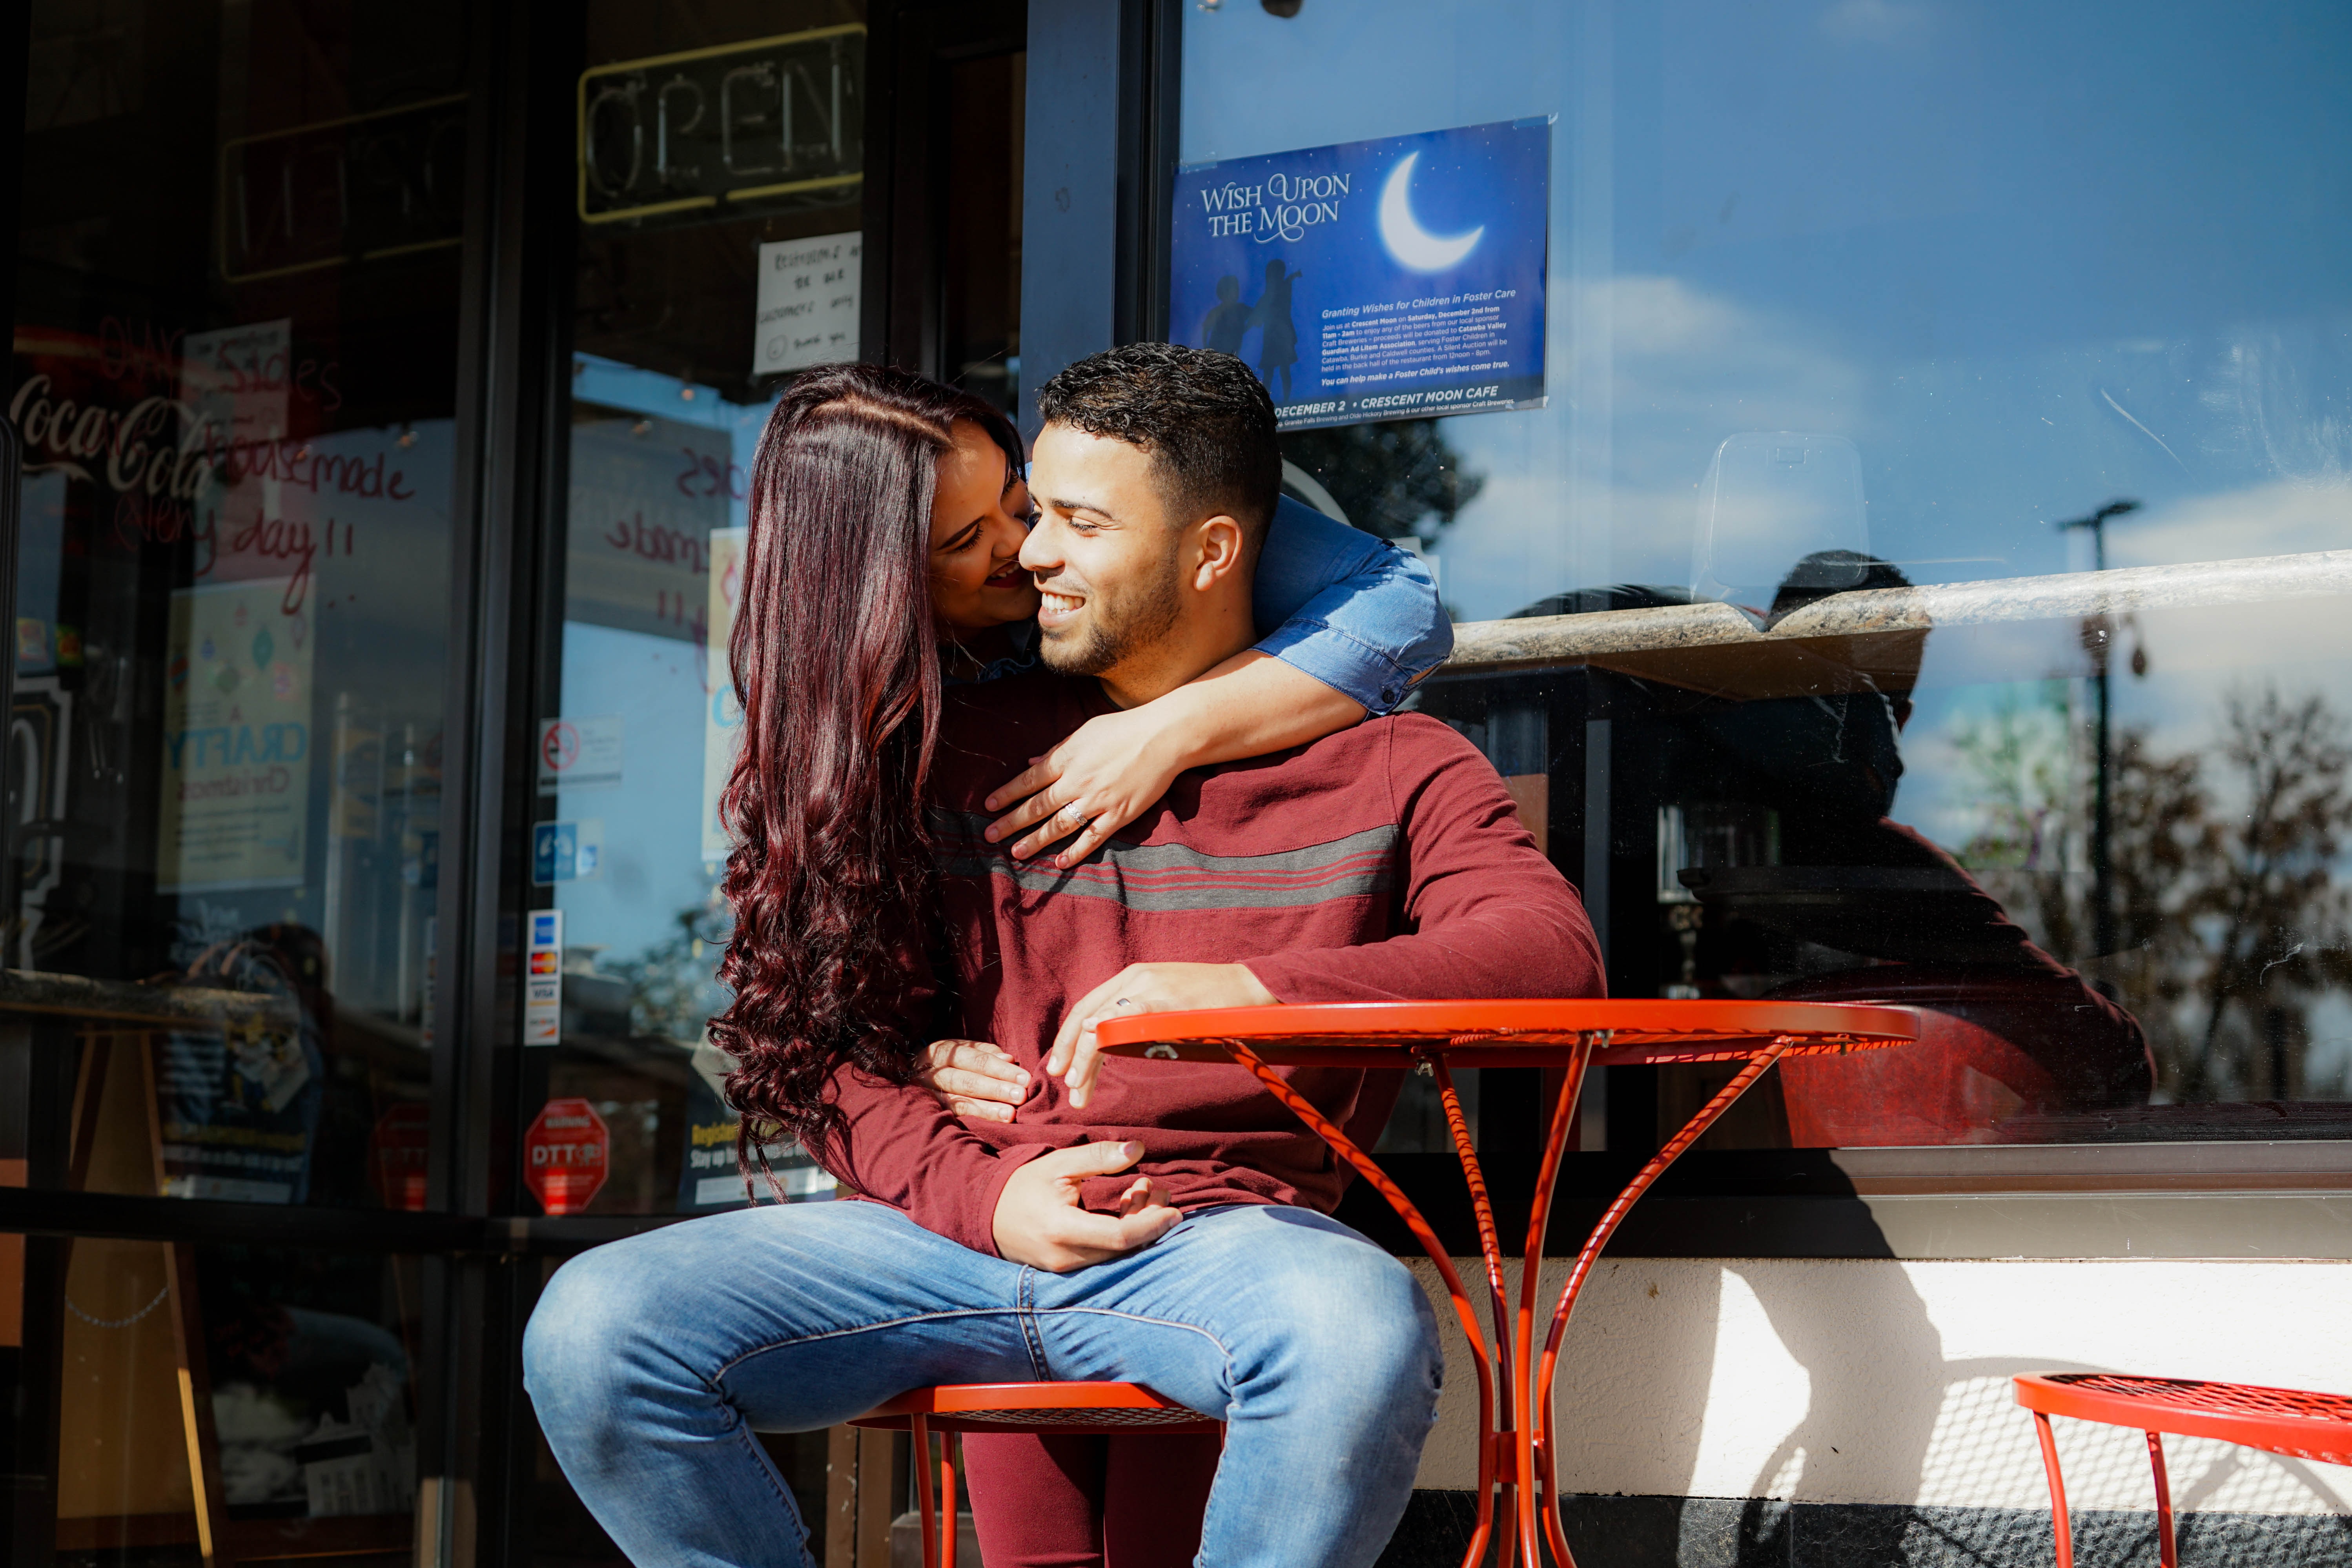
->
[2104, 729, 2214, 1064]
[1955, 686, 2352, 1102]
[606, 903, 731, 1045]
[2184, 691, 2352, 1100]
[1950, 686, 2085, 962]
[1278, 418, 1484, 548]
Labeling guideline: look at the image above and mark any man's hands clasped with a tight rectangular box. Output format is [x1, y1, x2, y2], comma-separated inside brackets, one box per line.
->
[990, 1140, 1181, 1272]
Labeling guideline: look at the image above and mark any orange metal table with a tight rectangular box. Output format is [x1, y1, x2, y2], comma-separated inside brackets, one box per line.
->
[1098, 999, 1917, 1568]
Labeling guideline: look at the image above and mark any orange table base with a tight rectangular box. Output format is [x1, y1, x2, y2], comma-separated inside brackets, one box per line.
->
[1100, 999, 1917, 1568]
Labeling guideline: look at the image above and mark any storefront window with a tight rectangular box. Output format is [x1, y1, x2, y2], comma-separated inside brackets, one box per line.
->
[12, 0, 464, 1213]
[1176, 0, 2352, 1145]
[37, 1235, 424, 1561]
[10, 4, 460, 1546]
[533, 2, 874, 1219]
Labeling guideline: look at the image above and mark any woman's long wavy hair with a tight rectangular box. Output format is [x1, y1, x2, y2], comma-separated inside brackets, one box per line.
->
[710, 364, 1025, 1195]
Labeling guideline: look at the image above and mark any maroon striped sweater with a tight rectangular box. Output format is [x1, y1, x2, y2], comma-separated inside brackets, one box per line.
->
[823, 669, 1605, 1256]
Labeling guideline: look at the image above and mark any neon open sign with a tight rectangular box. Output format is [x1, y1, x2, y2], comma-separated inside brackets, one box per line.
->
[576, 25, 865, 226]
[216, 94, 469, 284]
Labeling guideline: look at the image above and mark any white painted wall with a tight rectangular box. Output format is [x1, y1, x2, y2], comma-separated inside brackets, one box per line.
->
[1407, 1257, 2352, 1516]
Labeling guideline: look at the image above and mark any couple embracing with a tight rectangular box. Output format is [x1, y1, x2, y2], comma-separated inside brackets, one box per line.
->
[525, 345, 1605, 1568]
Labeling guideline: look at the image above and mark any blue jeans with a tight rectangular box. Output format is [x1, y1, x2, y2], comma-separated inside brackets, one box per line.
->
[523, 1200, 1441, 1568]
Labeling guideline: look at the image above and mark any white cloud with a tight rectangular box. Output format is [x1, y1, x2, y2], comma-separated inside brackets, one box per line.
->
[1437, 276, 1869, 620]
[2106, 477, 2352, 569]
[1818, 0, 1934, 44]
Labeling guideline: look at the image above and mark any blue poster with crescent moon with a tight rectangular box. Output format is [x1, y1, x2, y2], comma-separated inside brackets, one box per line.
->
[1170, 118, 1550, 431]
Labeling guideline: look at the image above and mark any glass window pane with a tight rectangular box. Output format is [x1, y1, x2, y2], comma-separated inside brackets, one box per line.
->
[25, 1240, 422, 1559]
[11, 0, 466, 1205]
[531, 1, 878, 1216]
[1177, 0, 2352, 1147]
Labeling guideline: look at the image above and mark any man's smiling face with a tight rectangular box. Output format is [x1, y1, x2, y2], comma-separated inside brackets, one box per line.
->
[1020, 422, 1185, 681]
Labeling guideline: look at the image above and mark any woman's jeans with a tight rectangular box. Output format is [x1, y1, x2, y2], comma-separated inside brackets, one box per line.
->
[523, 1199, 1442, 1568]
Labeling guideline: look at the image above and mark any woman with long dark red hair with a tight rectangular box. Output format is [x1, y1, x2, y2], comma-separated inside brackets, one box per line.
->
[707, 362, 1444, 1568]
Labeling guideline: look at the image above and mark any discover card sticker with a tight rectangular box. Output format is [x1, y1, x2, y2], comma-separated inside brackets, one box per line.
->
[1170, 118, 1551, 432]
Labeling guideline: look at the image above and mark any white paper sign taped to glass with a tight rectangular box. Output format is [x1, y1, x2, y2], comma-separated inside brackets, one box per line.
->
[1171, 119, 1550, 432]
[754, 232, 861, 375]
[157, 579, 314, 892]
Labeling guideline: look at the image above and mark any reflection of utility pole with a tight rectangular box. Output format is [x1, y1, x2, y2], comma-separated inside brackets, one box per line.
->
[2058, 499, 2139, 962]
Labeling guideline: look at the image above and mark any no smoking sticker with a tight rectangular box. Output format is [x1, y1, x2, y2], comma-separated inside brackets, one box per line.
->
[537, 715, 623, 794]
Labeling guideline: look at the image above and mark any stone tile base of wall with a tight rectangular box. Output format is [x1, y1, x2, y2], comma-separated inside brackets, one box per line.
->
[1377, 1490, 2352, 1567]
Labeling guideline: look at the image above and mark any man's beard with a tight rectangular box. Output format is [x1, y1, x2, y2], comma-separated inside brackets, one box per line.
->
[1037, 559, 1183, 679]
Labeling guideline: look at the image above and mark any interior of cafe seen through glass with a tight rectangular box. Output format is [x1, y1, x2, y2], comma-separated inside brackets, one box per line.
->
[10, 3, 2352, 1217]
[11, 0, 470, 1553]
[1182, 0, 2352, 1153]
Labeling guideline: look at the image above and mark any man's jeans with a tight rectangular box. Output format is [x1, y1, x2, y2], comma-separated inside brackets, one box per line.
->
[523, 1200, 1441, 1568]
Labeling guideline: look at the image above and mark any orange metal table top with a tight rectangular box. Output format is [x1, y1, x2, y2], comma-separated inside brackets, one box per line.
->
[1096, 998, 1918, 1069]
[2016, 1373, 2352, 1467]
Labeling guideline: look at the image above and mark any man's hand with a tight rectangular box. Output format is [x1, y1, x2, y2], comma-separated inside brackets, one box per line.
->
[915, 1038, 1029, 1123]
[1048, 962, 1279, 1109]
[992, 1140, 1182, 1271]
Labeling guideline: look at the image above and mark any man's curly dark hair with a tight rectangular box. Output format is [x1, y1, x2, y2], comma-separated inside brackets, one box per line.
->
[1035, 342, 1281, 551]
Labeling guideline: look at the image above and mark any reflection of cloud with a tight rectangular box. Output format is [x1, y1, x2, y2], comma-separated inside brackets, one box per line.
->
[1818, 0, 1933, 44]
[1440, 276, 1868, 619]
[2107, 478, 2352, 568]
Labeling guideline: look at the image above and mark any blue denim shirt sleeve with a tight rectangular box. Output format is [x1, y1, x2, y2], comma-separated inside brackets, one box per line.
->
[1249, 494, 1453, 714]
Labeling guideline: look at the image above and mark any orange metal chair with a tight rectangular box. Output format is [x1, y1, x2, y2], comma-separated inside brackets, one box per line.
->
[2013, 1372, 2352, 1568]
[849, 1381, 1222, 1568]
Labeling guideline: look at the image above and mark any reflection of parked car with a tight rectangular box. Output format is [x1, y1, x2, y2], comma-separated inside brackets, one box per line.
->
[1683, 823, 2154, 1143]
[1767, 967, 2152, 1146]
[1501, 554, 2154, 1146]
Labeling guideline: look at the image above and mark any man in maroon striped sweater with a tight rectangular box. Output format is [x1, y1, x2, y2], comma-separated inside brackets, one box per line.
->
[527, 346, 1603, 1568]
[818, 345, 1604, 1559]
[824, 344, 1604, 1269]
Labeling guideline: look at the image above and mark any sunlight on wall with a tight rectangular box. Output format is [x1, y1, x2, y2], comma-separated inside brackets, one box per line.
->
[1409, 1257, 2352, 1515]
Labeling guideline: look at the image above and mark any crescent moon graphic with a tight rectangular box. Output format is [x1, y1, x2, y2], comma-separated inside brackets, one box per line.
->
[1377, 152, 1485, 272]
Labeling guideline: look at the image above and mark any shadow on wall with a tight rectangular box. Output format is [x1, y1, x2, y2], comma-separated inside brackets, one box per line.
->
[1602, 1258, 2352, 1565]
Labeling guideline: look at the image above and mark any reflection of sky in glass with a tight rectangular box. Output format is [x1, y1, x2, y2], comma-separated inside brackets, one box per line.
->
[1182, 0, 2352, 619]
[554, 620, 719, 967]
[1188, 1, 2352, 1097]
[556, 358, 775, 971]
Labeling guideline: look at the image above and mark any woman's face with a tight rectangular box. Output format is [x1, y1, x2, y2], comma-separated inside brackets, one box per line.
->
[929, 419, 1039, 632]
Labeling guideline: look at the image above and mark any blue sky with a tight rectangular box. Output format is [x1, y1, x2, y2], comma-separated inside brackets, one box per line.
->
[1182, 0, 2352, 617]
[1187, 0, 2352, 1082]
